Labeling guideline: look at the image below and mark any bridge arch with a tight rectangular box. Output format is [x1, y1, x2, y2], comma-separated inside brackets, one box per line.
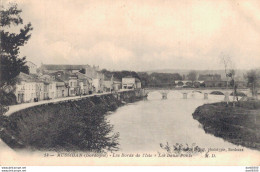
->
[146, 91, 164, 100]
[192, 90, 202, 94]
[188, 90, 204, 99]
[209, 91, 225, 95]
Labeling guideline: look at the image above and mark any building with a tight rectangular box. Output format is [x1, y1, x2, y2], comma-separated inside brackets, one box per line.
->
[42, 82, 49, 100]
[122, 76, 141, 89]
[75, 72, 92, 95]
[38, 74, 55, 99]
[103, 75, 122, 92]
[103, 75, 113, 92]
[25, 72, 68, 99]
[103, 80, 113, 92]
[39, 64, 104, 93]
[103, 80, 122, 92]
[39, 64, 91, 73]
[85, 66, 104, 93]
[55, 79, 69, 98]
[92, 78, 103, 93]
[15, 72, 42, 103]
[113, 81, 122, 91]
[135, 79, 141, 89]
[26, 61, 37, 74]
[48, 71, 79, 96]
[68, 75, 80, 96]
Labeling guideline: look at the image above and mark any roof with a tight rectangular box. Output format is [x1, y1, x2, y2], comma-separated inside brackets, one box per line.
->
[122, 76, 141, 82]
[41, 64, 90, 70]
[135, 78, 141, 82]
[48, 71, 78, 81]
[56, 82, 66, 87]
[54, 78, 65, 83]
[17, 72, 41, 83]
[75, 72, 93, 80]
[124, 76, 135, 78]
[113, 81, 121, 84]
[26, 61, 37, 66]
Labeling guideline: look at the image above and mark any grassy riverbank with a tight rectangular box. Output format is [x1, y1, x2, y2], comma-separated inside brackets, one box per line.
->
[0, 91, 144, 152]
[192, 100, 260, 150]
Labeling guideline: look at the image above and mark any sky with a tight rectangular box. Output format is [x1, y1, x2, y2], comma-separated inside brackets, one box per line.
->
[3, 0, 260, 71]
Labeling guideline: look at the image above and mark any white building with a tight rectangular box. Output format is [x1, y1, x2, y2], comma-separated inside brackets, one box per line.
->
[122, 77, 141, 89]
[26, 61, 37, 74]
[56, 81, 68, 98]
[16, 81, 36, 103]
[48, 82, 56, 99]
[75, 72, 92, 95]
[113, 81, 122, 91]
[38, 74, 56, 99]
[68, 76, 79, 96]
[93, 78, 103, 93]
[15, 72, 40, 103]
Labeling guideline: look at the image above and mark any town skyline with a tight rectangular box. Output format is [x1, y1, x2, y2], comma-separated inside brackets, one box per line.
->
[3, 0, 260, 71]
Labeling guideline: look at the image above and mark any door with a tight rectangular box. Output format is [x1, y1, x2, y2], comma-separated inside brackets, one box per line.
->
[18, 93, 24, 103]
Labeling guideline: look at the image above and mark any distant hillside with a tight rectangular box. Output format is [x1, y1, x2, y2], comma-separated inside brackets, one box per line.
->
[144, 69, 252, 81]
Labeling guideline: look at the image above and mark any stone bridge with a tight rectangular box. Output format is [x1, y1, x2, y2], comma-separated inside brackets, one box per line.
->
[144, 88, 251, 101]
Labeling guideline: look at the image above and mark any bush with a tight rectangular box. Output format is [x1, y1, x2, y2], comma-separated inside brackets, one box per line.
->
[230, 92, 246, 97]
[0, 104, 9, 116]
[3, 95, 121, 152]
[0, 91, 17, 105]
[192, 101, 260, 150]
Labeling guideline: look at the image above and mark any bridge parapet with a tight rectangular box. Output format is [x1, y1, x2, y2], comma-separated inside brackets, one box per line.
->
[144, 88, 251, 100]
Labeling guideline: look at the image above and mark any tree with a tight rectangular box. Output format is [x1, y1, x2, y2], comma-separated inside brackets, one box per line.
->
[245, 70, 259, 99]
[0, 4, 33, 89]
[0, 4, 33, 114]
[79, 68, 86, 74]
[219, 53, 236, 105]
[228, 69, 239, 103]
[187, 70, 197, 84]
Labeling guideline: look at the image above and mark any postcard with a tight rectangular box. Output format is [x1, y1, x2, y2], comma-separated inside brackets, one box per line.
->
[0, 0, 259, 167]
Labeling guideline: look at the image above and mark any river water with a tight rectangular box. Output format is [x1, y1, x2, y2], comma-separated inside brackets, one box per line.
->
[107, 91, 249, 153]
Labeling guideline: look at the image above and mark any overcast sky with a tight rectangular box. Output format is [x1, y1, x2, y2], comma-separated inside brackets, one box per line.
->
[3, 0, 260, 71]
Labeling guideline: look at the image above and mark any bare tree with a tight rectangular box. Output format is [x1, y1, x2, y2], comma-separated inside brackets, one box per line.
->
[219, 53, 236, 105]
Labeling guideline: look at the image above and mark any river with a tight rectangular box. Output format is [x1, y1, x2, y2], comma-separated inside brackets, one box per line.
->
[107, 91, 252, 153]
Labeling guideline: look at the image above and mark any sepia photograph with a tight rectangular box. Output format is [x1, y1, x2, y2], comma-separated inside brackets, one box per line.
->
[0, 0, 260, 169]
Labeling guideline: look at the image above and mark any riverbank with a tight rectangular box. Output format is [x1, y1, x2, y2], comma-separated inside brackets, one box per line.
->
[192, 100, 260, 150]
[0, 90, 145, 152]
